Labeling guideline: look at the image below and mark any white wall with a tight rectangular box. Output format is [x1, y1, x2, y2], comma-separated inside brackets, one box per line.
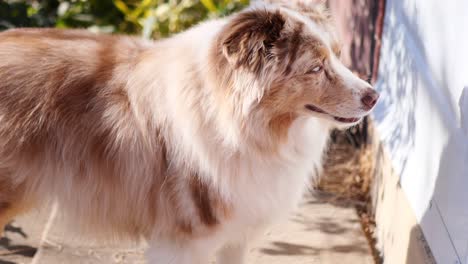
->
[374, 0, 468, 263]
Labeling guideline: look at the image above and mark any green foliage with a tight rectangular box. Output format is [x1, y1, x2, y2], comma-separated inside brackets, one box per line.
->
[0, 0, 249, 38]
[0, 0, 59, 29]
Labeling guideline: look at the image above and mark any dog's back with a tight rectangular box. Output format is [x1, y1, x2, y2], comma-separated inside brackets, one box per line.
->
[0, 29, 157, 236]
[0, 28, 143, 158]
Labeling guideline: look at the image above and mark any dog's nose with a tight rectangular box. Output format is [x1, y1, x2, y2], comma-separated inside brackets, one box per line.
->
[361, 88, 379, 110]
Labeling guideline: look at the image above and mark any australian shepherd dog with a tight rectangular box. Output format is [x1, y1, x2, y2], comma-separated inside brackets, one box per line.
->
[0, 0, 378, 263]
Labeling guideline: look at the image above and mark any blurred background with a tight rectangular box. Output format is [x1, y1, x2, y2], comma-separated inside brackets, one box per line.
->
[0, 0, 249, 38]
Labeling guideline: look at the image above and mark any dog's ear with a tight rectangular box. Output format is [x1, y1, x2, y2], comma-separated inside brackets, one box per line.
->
[221, 9, 286, 73]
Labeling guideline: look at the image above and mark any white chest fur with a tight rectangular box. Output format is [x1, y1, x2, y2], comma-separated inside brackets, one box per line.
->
[221, 118, 331, 237]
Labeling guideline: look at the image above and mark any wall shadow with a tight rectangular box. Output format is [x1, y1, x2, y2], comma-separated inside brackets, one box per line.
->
[373, 0, 468, 262]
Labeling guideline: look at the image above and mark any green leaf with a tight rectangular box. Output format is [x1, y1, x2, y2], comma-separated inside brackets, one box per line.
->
[113, 0, 130, 15]
[200, 0, 217, 13]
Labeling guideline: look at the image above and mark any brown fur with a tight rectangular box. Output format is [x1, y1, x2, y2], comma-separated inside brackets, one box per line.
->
[0, 29, 230, 240]
[189, 174, 220, 227]
[221, 9, 286, 73]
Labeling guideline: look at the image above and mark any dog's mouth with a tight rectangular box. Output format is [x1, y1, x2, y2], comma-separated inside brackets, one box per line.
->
[305, 104, 361, 123]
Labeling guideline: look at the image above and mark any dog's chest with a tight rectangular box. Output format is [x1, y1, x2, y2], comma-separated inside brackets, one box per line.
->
[227, 119, 330, 226]
[234, 161, 312, 218]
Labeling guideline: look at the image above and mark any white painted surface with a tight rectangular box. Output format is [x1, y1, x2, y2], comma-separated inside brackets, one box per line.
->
[374, 0, 468, 263]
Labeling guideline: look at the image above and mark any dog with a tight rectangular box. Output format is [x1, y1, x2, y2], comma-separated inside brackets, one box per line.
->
[0, 1, 378, 263]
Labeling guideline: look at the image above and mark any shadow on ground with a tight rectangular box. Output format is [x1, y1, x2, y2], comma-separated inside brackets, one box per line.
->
[0, 224, 37, 263]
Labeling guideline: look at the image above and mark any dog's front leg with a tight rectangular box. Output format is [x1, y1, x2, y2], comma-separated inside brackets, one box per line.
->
[216, 243, 246, 264]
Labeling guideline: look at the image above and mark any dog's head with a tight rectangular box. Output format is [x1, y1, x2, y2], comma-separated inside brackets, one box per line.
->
[215, 2, 378, 131]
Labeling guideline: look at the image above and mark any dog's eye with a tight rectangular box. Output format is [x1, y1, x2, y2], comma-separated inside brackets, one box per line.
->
[307, 66, 322, 74]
